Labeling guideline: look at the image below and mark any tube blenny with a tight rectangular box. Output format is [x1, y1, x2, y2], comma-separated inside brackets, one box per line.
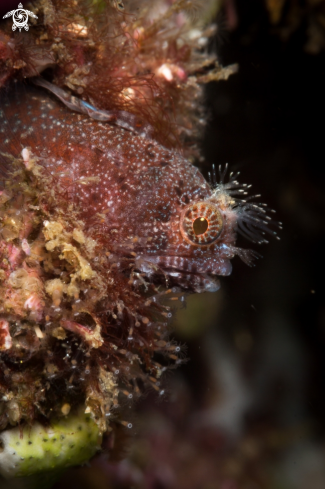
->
[0, 82, 279, 436]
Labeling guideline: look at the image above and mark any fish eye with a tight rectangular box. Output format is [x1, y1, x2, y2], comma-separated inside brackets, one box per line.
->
[180, 202, 223, 245]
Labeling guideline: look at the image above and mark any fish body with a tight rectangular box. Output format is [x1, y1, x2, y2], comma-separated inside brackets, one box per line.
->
[0, 84, 246, 293]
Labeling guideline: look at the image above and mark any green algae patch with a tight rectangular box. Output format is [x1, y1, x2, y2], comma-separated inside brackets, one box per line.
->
[0, 412, 102, 479]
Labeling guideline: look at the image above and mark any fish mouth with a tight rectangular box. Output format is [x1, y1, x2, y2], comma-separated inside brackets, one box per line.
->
[136, 254, 232, 277]
[134, 255, 225, 293]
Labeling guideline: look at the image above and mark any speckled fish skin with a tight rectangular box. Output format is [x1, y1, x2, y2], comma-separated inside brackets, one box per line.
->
[0, 83, 238, 292]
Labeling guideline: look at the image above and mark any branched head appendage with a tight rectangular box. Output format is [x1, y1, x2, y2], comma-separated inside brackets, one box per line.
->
[208, 164, 282, 261]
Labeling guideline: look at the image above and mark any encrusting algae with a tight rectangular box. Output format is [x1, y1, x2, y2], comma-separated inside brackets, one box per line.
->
[0, 0, 279, 482]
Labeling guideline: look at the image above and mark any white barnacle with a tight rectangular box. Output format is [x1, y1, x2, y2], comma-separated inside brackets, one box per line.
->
[21, 147, 30, 168]
[0, 320, 12, 351]
[21, 238, 31, 256]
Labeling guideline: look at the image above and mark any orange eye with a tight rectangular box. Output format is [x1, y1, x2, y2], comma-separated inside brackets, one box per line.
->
[180, 202, 223, 245]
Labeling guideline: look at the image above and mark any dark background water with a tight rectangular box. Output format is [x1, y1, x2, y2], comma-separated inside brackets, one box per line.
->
[202, 0, 325, 421]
